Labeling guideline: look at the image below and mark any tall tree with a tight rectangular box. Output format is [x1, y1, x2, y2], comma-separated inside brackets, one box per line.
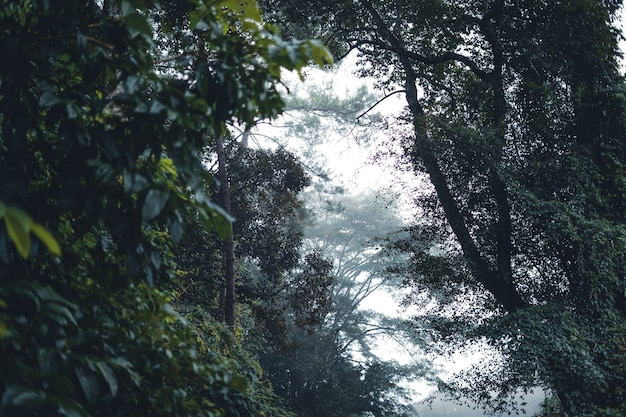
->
[172, 143, 323, 345]
[260, 0, 626, 415]
[303, 191, 412, 355]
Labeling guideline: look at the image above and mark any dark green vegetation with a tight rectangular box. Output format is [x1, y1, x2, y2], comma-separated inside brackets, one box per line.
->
[261, 0, 626, 416]
[3, 0, 626, 416]
[0, 0, 331, 416]
[0, 1, 424, 417]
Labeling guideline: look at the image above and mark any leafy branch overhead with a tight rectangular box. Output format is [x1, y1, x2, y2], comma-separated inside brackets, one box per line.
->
[0, 203, 61, 259]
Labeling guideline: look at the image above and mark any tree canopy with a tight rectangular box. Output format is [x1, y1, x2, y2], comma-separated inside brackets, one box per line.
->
[260, 0, 626, 415]
[257, 189, 430, 417]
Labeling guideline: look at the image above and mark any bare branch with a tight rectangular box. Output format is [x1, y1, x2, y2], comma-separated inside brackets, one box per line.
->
[74, 33, 114, 51]
[356, 89, 406, 120]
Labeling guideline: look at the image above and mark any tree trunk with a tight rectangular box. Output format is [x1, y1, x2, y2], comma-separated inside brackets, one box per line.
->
[216, 136, 236, 331]
[361, 0, 526, 313]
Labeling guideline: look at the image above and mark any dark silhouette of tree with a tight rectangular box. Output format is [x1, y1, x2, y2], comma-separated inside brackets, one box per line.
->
[260, 1, 626, 415]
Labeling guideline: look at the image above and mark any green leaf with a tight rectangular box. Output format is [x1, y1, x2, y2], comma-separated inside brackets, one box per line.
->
[308, 39, 333, 67]
[87, 159, 115, 184]
[30, 223, 61, 256]
[222, 0, 262, 22]
[75, 366, 99, 404]
[161, 303, 177, 316]
[66, 103, 77, 119]
[120, 1, 136, 17]
[168, 211, 184, 242]
[227, 374, 249, 392]
[56, 397, 89, 417]
[124, 75, 142, 94]
[194, 20, 210, 31]
[4, 206, 30, 259]
[96, 362, 118, 397]
[124, 12, 153, 42]
[123, 170, 149, 193]
[109, 357, 140, 386]
[1, 385, 45, 409]
[42, 302, 78, 326]
[189, 10, 203, 31]
[6, 281, 42, 310]
[0, 203, 61, 258]
[39, 91, 62, 107]
[195, 198, 234, 239]
[158, 158, 178, 178]
[143, 189, 170, 221]
[46, 375, 74, 396]
[149, 100, 167, 114]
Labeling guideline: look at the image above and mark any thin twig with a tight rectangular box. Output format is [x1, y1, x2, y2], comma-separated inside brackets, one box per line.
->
[155, 51, 195, 65]
[356, 89, 406, 120]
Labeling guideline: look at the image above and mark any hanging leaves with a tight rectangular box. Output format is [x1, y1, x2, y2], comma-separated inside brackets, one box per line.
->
[0, 203, 61, 259]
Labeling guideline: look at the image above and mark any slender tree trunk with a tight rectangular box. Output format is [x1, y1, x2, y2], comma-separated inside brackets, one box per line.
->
[218, 284, 226, 323]
[216, 136, 236, 331]
[241, 129, 250, 148]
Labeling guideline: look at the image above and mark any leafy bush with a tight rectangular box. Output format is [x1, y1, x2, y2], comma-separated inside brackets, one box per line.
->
[0, 0, 329, 416]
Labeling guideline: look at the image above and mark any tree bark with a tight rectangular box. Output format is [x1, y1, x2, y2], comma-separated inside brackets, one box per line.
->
[216, 136, 236, 331]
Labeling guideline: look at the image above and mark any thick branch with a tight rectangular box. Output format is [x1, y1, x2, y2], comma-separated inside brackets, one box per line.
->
[480, 2, 515, 301]
[489, 169, 514, 293]
[346, 37, 492, 83]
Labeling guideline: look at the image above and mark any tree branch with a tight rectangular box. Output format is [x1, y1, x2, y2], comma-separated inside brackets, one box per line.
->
[347, 37, 492, 83]
[73, 33, 114, 51]
[356, 89, 406, 120]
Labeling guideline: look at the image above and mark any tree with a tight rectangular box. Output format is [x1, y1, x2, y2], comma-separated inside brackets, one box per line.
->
[216, 135, 236, 329]
[0, 0, 330, 415]
[257, 190, 432, 417]
[170, 138, 339, 359]
[242, 60, 385, 188]
[260, 0, 626, 415]
[302, 191, 411, 354]
[237, 70, 432, 416]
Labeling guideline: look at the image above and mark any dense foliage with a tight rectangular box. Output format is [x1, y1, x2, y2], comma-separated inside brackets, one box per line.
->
[8, 0, 624, 415]
[173, 143, 331, 340]
[0, 0, 331, 415]
[261, 0, 626, 415]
